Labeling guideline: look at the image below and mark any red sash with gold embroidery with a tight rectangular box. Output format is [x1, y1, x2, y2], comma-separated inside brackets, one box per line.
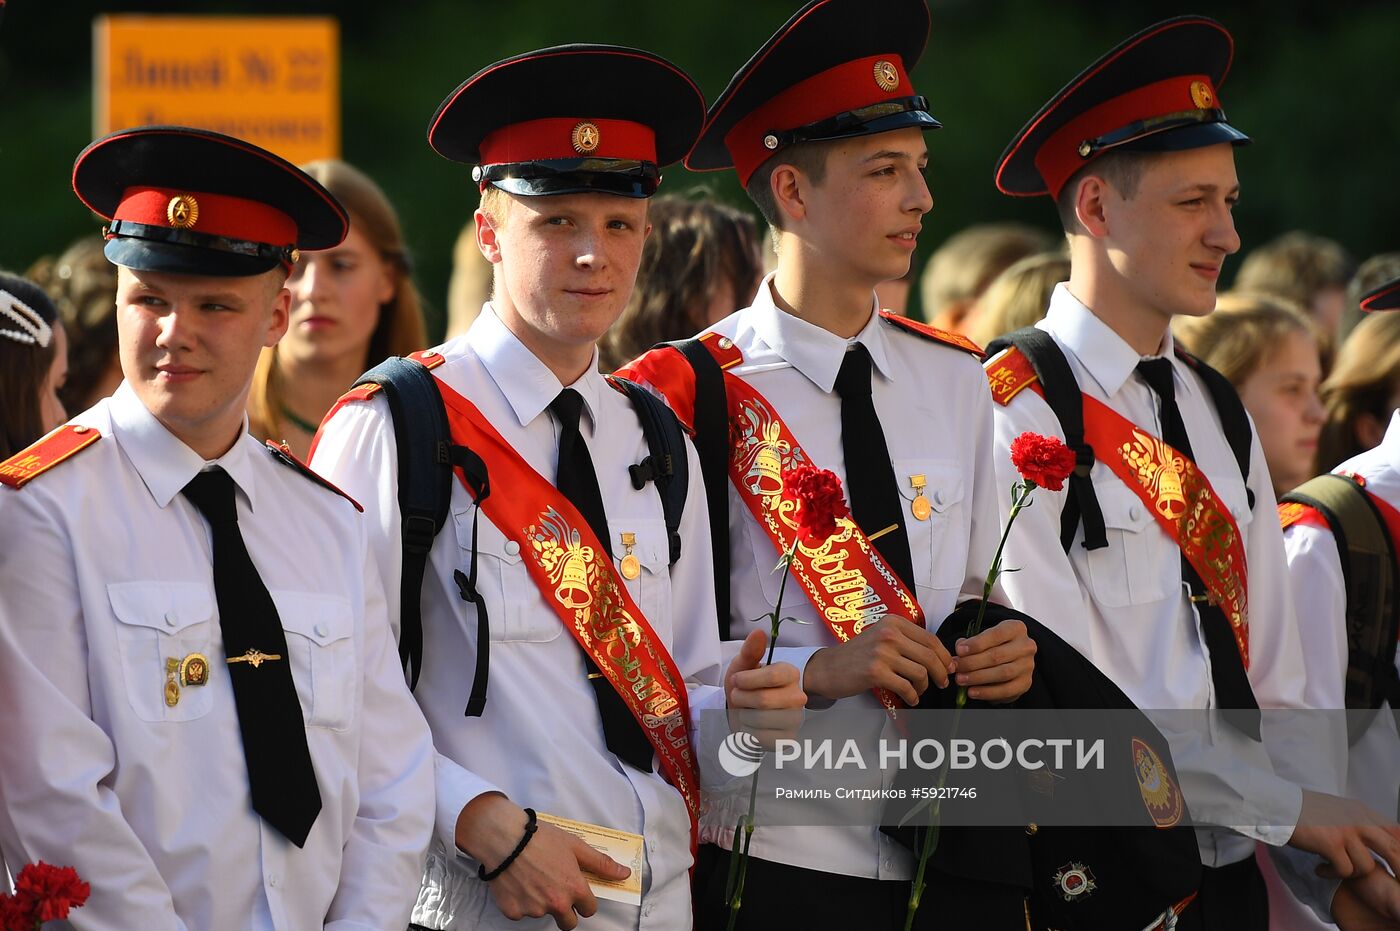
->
[428, 375, 700, 846]
[621, 335, 924, 712]
[988, 347, 1250, 667]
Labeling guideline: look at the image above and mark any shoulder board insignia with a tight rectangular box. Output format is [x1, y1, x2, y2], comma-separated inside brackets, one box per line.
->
[339, 382, 383, 403]
[985, 346, 1040, 406]
[265, 441, 364, 512]
[697, 331, 744, 369]
[0, 424, 102, 489]
[878, 311, 985, 358]
[1277, 500, 1329, 532]
[408, 348, 447, 370]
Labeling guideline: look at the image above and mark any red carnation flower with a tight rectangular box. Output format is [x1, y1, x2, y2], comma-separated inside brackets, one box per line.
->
[1009, 432, 1076, 492]
[0, 894, 32, 931]
[786, 465, 850, 544]
[11, 862, 90, 923]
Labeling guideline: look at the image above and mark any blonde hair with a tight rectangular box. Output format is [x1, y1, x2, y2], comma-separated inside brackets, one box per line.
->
[967, 252, 1070, 347]
[920, 223, 1054, 328]
[1316, 310, 1400, 471]
[249, 160, 427, 441]
[446, 219, 493, 338]
[1172, 291, 1316, 387]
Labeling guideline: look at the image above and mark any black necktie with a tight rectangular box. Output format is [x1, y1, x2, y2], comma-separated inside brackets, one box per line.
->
[182, 468, 322, 846]
[834, 344, 917, 595]
[1136, 359, 1261, 736]
[549, 389, 654, 772]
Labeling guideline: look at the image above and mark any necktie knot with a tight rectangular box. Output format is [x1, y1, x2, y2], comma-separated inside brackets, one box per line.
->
[549, 388, 585, 434]
[1135, 357, 1177, 403]
[834, 343, 873, 399]
[182, 467, 238, 525]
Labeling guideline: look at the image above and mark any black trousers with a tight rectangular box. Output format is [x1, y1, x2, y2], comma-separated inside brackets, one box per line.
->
[1178, 856, 1268, 931]
[694, 843, 1028, 931]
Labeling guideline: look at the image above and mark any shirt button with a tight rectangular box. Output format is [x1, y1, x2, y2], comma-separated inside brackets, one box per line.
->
[504, 540, 520, 556]
[933, 489, 946, 507]
[718, 337, 733, 350]
[883, 858, 893, 871]
[267, 873, 278, 888]
[164, 611, 178, 627]
[314, 622, 329, 638]
[1128, 504, 1143, 521]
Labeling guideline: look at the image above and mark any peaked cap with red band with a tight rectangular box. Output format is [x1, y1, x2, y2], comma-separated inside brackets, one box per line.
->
[995, 16, 1249, 199]
[686, 0, 939, 186]
[1361, 275, 1400, 313]
[429, 44, 705, 199]
[73, 126, 348, 277]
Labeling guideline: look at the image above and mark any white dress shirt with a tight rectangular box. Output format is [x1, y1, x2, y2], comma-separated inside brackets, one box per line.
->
[311, 305, 724, 931]
[988, 284, 1313, 870]
[1270, 410, 1400, 926]
[679, 276, 1003, 880]
[0, 381, 436, 930]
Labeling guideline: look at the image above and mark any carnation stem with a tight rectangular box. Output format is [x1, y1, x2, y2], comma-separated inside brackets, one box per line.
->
[906, 480, 1036, 926]
[726, 539, 799, 929]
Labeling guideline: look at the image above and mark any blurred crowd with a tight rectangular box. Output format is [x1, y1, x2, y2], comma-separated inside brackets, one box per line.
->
[6, 173, 1395, 504]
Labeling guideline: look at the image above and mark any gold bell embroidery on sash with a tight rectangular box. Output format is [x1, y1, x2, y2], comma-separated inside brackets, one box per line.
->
[909, 474, 931, 521]
[619, 532, 641, 580]
[557, 544, 594, 610]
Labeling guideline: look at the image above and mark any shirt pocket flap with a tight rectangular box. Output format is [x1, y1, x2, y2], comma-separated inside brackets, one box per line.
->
[1094, 480, 1155, 533]
[894, 459, 964, 514]
[453, 505, 524, 566]
[275, 593, 354, 646]
[609, 518, 669, 573]
[107, 581, 213, 634]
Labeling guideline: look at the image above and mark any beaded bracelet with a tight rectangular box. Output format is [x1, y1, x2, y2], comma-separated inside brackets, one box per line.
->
[478, 808, 538, 882]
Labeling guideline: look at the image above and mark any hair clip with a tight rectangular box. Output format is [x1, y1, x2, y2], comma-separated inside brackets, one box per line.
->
[0, 289, 52, 348]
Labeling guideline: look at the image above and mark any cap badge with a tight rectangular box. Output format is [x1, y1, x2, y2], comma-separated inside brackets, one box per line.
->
[166, 194, 199, 230]
[572, 121, 601, 154]
[873, 59, 900, 93]
[1052, 862, 1097, 902]
[1189, 80, 1214, 110]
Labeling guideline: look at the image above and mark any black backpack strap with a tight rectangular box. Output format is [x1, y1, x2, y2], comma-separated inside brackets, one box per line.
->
[987, 329, 1108, 552]
[664, 338, 732, 635]
[609, 376, 689, 567]
[1175, 348, 1255, 511]
[1282, 474, 1400, 744]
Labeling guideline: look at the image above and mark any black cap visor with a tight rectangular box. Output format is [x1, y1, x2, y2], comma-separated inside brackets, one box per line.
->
[104, 237, 282, 278]
[1091, 114, 1250, 158]
[767, 96, 941, 149]
[477, 158, 661, 199]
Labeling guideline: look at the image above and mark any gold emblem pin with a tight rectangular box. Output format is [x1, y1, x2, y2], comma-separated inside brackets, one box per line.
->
[909, 474, 932, 521]
[572, 121, 601, 154]
[227, 648, 282, 668]
[873, 59, 900, 93]
[619, 532, 641, 580]
[166, 194, 199, 229]
[179, 652, 209, 687]
[164, 657, 181, 707]
[1189, 80, 1214, 110]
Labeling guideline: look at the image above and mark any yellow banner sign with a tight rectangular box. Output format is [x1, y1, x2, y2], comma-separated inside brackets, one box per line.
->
[94, 15, 339, 165]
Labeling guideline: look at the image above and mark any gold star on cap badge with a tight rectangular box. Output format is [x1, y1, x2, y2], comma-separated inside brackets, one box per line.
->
[1189, 80, 1214, 110]
[873, 59, 900, 93]
[572, 121, 601, 154]
[166, 194, 199, 229]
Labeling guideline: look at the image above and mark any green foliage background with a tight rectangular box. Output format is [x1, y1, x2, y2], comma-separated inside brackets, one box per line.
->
[2, 0, 1397, 333]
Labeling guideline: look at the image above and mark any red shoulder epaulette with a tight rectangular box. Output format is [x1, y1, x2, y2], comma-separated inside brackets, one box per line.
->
[265, 441, 363, 512]
[1277, 500, 1329, 533]
[985, 345, 1041, 406]
[696, 330, 744, 369]
[878, 310, 984, 358]
[0, 424, 102, 489]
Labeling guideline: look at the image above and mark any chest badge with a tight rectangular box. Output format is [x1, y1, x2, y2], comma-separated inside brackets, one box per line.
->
[180, 652, 210, 687]
[909, 474, 931, 521]
[619, 532, 641, 580]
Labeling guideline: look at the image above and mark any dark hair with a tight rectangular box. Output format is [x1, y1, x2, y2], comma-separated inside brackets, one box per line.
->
[0, 273, 61, 458]
[743, 140, 833, 230]
[26, 236, 117, 412]
[599, 193, 763, 371]
[1054, 148, 1157, 234]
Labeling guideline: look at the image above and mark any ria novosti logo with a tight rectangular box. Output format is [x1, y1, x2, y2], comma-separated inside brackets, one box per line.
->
[718, 731, 765, 777]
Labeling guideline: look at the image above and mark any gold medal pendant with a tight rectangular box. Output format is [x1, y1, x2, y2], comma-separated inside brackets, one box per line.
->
[909, 474, 932, 521]
[620, 532, 641, 580]
[164, 657, 181, 707]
